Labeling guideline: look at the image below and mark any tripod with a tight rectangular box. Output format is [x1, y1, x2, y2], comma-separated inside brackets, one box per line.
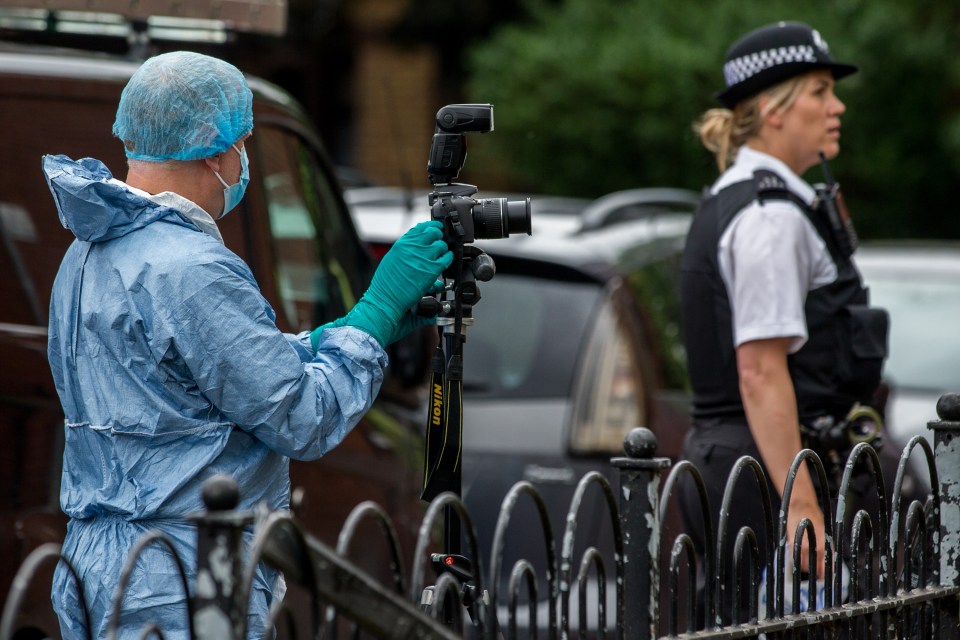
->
[418, 240, 495, 630]
[414, 104, 529, 633]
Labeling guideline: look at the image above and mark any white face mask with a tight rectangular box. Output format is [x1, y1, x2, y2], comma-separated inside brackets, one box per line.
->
[212, 144, 250, 219]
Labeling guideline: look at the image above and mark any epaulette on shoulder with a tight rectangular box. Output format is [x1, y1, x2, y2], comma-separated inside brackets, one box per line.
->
[753, 169, 788, 195]
[753, 169, 806, 208]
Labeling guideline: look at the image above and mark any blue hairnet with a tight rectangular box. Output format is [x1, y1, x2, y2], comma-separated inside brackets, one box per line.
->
[113, 51, 253, 162]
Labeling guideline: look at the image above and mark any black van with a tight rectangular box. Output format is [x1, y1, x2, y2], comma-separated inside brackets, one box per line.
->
[0, 41, 426, 637]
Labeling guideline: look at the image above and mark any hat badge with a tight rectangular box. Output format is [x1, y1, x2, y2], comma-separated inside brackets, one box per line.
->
[811, 29, 830, 55]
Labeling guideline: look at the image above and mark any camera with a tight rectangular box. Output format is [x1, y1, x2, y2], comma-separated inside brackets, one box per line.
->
[429, 184, 531, 244]
[427, 104, 531, 244]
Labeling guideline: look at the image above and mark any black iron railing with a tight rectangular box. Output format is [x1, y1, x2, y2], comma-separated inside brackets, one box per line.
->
[5, 394, 960, 639]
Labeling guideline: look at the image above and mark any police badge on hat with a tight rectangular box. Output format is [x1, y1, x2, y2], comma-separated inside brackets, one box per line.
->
[716, 21, 858, 108]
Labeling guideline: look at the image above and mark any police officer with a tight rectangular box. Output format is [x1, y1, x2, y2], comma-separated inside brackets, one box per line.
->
[678, 21, 888, 625]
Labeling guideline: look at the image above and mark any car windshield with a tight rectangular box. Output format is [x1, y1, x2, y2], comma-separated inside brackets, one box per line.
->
[462, 273, 601, 398]
[865, 271, 960, 392]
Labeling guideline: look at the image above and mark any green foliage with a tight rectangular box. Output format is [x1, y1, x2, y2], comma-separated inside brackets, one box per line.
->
[464, 0, 960, 238]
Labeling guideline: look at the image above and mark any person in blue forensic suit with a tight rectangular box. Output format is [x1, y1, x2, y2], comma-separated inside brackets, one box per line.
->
[42, 51, 451, 639]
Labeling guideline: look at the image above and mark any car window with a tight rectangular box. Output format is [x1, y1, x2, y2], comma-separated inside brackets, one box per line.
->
[865, 273, 960, 391]
[603, 202, 688, 226]
[569, 297, 645, 452]
[0, 90, 123, 326]
[255, 126, 367, 331]
[463, 273, 601, 398]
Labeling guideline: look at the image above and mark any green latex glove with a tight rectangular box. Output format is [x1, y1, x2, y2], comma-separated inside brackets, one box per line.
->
[348, 220, 452, 346]
[310, 278, 446, 353]
[309, 316, 347, 353]
[379, 277, 447, 345]
[329, 220, 452, 348]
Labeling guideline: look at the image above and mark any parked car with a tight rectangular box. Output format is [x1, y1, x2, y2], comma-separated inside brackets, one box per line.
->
[576, 187, 700, 231]
[346, 186, 697, 610]
[856, 242, 960, 489]
[0, 40, 427, 637]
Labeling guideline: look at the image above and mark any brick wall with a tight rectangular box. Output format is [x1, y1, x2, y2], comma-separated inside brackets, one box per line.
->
[345, 0, 441, 188]
[352, 41, 439, 188]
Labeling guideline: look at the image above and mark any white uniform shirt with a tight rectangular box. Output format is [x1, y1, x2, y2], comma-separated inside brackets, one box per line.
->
[714, 146, 838, 353]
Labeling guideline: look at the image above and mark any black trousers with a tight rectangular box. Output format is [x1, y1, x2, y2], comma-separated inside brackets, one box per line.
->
[678, 417, 780, 627]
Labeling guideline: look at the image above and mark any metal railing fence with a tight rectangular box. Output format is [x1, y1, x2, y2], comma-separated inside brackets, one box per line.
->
[4, 394, 960, 639]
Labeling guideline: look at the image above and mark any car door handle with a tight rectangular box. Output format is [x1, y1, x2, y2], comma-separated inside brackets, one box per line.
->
[522, 464, 577, 485]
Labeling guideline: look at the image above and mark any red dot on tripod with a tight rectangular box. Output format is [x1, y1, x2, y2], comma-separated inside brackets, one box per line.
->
[444, 556, 454, 565]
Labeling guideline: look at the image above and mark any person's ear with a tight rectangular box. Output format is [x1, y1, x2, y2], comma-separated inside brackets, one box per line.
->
[203, 155, 222, 173]
[758, 95, 783, 129]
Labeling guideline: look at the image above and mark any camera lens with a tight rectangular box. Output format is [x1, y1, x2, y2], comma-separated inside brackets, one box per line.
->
[473, 198, 532, 239]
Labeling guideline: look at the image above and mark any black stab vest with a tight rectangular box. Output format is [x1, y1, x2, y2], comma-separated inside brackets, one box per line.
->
[680, 170, 888, 425]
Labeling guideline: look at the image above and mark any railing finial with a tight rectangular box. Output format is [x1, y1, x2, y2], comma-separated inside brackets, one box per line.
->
[202, 474, 240, 512]
[936, 392, 960, 422]
[624, 427, 657, 459]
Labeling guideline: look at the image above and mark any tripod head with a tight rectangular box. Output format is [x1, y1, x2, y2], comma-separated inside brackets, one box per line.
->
[414, 243, 495, 338]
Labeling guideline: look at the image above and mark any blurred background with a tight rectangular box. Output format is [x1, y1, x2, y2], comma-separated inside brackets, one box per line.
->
[5, 0, 959, 240]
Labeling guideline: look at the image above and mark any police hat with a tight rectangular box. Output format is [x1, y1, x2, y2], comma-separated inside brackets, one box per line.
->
[716, 21, 857, 108]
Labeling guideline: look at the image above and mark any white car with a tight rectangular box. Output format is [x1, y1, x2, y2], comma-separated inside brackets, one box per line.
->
[856, 242, 960, 489]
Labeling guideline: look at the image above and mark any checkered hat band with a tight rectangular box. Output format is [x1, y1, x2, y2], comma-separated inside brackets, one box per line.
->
[723, 45, 818, 86]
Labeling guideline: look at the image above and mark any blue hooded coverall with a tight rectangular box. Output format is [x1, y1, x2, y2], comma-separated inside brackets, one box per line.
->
[42, 154, 386, 638]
